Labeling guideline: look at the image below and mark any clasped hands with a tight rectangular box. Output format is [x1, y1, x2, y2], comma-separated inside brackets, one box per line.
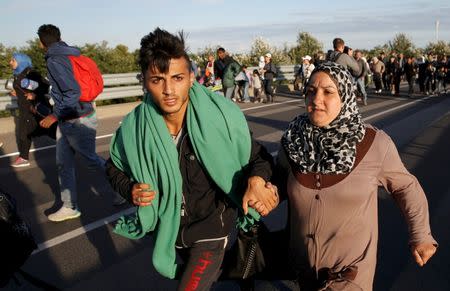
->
[130, 176, 280, 217]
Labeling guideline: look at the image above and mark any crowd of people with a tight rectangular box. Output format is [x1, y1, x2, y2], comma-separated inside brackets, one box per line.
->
[3, 25, 441, 291]
[196, 49, 278, 104]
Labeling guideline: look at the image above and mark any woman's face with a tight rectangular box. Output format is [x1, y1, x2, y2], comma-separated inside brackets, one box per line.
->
[305, 71, 342, 127]
[9, 58, 18, 70]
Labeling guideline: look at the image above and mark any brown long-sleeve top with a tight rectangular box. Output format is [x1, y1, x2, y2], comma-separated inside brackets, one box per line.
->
[278, 126, 437, 291]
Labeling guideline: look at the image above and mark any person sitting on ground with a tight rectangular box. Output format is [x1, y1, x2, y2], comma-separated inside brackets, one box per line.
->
[274, 62, 437, 290]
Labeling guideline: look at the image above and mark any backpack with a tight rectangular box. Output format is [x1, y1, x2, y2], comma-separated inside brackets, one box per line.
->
[68, 55, 104, 102]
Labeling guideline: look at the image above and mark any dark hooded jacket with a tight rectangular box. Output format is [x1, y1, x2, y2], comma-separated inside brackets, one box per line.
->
[45, 42, 94, 120]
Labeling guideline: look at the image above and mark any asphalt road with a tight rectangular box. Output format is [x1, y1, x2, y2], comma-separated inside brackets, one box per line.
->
[0, 89, 449, 291]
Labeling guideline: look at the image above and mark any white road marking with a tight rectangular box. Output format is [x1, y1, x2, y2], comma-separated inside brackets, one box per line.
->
[32, 207, 136, 256]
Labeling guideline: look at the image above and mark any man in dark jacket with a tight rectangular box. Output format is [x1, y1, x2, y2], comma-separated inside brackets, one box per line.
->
[215, 47, 241, 100]
[37, 24, 125, 222]
[354, 50, 368, 105]
[262, 53, 277, 103]
[106, 28, 278, 290]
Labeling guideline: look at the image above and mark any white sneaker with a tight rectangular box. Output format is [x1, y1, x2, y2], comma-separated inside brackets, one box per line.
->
[48, 206, 81, 222]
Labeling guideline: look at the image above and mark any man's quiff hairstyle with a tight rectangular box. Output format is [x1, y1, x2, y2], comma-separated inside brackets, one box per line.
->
[333, 38, 345, 49]
[139, 27, 191, 74]
[37, 24, 61, 47]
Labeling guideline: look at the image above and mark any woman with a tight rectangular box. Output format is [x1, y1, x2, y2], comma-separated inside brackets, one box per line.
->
[276, 62, 437, 290]
[9, 52, 55, 167]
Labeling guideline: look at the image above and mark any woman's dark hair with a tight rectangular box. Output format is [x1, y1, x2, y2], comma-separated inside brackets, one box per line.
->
[139, 27, 190, 74]
[37, 24, 61, 47]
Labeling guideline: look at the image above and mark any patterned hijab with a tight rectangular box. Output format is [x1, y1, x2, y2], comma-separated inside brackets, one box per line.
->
[281, 62, 365, 174]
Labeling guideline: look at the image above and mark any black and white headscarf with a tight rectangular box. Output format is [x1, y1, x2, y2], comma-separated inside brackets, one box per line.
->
[281, 62, 365, 174]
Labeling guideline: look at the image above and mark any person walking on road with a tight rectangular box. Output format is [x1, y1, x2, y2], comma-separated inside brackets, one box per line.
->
[262, 53, 277, 103]
[274, 62, 437, 290]
[326, 38, 361, 78]
[354, 50, 369, 105]
[106, 28, 278, 291]
[8, 52, 56, 167]
[215, 47, 241, 100]
[371, 57, 385, 93]
[404, 56, 418, 96]
[37, 24, 125, 222]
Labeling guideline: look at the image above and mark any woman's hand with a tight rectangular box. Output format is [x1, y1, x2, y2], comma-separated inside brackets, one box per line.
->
[242, 177, 279, 216]
[411, 242, 437, 267]
[131, 183, 156, 207]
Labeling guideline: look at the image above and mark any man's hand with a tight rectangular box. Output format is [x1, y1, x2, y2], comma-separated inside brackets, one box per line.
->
[10, 90, 17, 97]
[242, 176, 279, 216]
[411, 242, 437, 267]
[131, 183, 156, 207]
[39, 115, 57, 128]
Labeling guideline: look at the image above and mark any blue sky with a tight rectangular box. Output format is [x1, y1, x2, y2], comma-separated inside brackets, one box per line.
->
[2, 0, 449, 54]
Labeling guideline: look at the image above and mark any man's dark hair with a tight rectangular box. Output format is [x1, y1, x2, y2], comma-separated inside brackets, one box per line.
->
[333, 38, 345, 49]
[37, 24, 61, 47]
[139, 27, 190, 74]
[217, 47, 225, 53]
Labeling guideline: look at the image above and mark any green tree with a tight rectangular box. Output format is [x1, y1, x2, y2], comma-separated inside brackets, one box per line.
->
[288, 32, 323, 64]
[21, 38, 47, 75]
[249, 37, 290, 65]
[194, 46, 218, 67]
[388, 33, 415, 55]
[0, 44, 15, 79]
[424, 40, 450, 56]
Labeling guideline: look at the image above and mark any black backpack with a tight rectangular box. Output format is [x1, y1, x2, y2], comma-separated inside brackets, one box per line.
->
[0, 190, 37, 287]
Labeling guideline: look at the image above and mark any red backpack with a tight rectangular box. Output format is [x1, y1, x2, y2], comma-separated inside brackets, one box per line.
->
[68, 55, 104, 102]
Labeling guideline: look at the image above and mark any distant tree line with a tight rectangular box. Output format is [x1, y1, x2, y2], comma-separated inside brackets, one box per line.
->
[1, 32, 449, 79]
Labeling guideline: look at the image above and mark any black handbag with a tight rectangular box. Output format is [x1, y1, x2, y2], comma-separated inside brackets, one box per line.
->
[0, 190, 37, 287]
[222, 223, 266, 279]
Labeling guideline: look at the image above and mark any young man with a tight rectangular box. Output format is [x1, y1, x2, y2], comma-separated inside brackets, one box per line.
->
[327, 38, 361, 78]
[37, 24, 125, 222]
[215, 47, 241, 100]
[354, 50, 369, 105]
[106, 28, 278, 290]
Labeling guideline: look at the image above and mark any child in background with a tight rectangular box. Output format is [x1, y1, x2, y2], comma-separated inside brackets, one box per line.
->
[258, 56, 265, 80]
[252, 69, 263, 103]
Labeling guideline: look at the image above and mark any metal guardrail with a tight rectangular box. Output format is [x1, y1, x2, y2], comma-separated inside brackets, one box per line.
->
[0, 65, 299, 111]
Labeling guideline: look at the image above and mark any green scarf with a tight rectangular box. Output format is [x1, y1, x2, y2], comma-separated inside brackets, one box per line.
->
[110, 81, 260, 278]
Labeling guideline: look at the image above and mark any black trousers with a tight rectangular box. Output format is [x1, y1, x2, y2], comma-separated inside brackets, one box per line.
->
[177, 239, 227, 291]
[263, 79, 274, 102]
[16, 115, 56, 160]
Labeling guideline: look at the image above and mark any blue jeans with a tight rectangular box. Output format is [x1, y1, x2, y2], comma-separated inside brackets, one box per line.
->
[356, 78, 367, 103]
[224, 85, 235, 100]
[56, 112, 105, 209]
[243, 81, 250, 102]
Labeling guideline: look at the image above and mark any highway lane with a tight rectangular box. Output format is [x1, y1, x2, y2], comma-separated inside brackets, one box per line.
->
[1, 92, 449, 290]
